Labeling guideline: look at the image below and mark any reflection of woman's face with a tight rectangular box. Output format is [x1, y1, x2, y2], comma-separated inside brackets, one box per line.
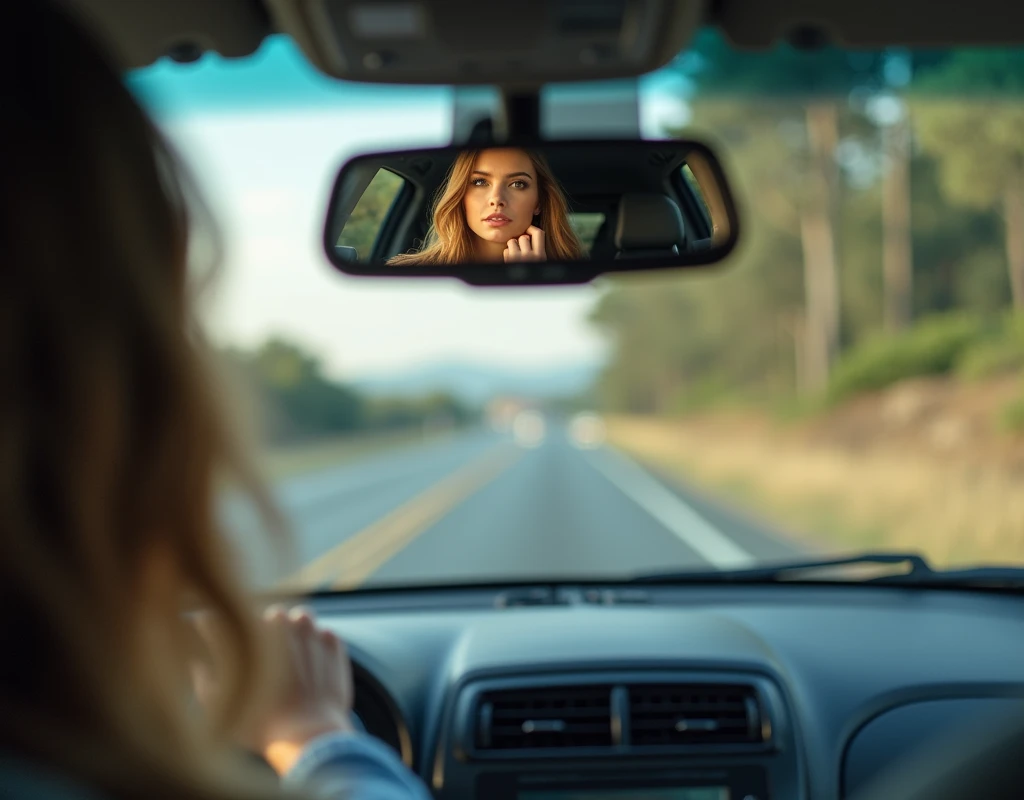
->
[462, 149, 540, 247]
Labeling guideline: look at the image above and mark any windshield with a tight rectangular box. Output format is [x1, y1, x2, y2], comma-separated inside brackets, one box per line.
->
[131, 33, 1024, 591]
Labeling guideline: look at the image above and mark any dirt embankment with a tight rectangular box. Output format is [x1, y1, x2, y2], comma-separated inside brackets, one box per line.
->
[607, 377, 1024, 568]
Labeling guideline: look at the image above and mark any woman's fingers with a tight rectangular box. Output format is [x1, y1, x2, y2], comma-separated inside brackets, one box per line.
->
[263, 604, 353, 714]
[188, 603, 357, 772]
[526, 226, 546, 259]
[288, 606, 317, 687]
[318, 626, 353, 706]
[506, 231, 548, 262]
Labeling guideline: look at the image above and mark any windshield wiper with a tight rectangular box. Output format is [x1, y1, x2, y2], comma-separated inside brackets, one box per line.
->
[632, 552, 1024, 589]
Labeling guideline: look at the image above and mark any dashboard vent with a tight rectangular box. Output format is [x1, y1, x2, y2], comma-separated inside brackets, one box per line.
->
[628, 683, 763, 747]
[476, 685, 614, 750]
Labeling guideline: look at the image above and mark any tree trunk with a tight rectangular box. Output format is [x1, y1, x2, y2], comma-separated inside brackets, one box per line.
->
[1004, 159, 1024, 310]
[882, 112, 914, 331]
[780, 311, 808, 394]
[799, 101, 842, 393]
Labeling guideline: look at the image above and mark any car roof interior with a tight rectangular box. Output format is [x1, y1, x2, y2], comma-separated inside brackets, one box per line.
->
[69, 0, 1024, 75]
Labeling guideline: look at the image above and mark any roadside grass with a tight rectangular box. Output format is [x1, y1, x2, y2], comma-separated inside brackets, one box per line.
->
[606, 415, 1024, 569]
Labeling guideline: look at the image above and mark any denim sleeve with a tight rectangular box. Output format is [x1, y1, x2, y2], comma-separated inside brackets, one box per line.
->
[282, 732, 432, 800]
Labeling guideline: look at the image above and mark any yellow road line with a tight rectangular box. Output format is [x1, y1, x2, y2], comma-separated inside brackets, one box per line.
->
[278, 444, 523, 592]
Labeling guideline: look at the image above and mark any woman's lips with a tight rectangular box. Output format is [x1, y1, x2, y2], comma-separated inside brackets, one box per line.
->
[483, 215, 511, 227]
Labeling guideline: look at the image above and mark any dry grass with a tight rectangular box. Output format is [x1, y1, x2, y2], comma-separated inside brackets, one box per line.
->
[607, 411, 1024, 569]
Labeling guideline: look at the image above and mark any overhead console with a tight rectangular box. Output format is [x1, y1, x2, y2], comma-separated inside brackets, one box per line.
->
[263, 0, 702, 86]
[430, 669, 801, 799]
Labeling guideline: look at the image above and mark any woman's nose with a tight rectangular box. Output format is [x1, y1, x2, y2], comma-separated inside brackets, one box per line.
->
[488, 188, 506, 207]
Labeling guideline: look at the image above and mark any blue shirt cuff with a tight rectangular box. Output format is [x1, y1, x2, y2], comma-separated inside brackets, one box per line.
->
[283, 731, 429, 799]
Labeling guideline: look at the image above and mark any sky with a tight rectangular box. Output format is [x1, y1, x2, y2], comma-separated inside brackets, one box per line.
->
[130, 37, 690, 380]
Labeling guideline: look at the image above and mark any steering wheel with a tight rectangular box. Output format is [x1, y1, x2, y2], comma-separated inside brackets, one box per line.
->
[851, 712, 1024, 799]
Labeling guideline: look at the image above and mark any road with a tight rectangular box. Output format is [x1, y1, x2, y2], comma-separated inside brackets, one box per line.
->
[234, 423, 808, 591]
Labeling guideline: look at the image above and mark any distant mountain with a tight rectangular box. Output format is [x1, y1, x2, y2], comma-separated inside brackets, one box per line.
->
[351, 359, 603, 405]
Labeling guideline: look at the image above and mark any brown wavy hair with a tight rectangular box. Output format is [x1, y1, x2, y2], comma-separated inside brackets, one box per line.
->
[387, 149, 584, 265]
[1, 2, 292, 798]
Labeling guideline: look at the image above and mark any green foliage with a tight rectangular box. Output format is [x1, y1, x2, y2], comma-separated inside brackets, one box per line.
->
[337, 168, 405, 258]
[1000, 393, 1024, 432]
[913, 98, 1024, 211]
[827, 313, 991, 402]
[682, 28, 887, 97]
[913, 50, 1024, 96]
[668, 376, 734, 414]
[224, 336, 474, 444]
[364, 392, 475, 431]
[230, 337, 364, 441]
[956, 314, 1024, 378]
[590, 40, 1024, 418]
[569, 212, 605, 254]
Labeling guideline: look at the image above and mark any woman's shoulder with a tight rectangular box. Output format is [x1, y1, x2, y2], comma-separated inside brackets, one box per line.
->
[0, 757, 103, 800]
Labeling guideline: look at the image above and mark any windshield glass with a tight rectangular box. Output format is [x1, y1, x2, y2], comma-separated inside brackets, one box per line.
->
[130, 33, 1024, 591]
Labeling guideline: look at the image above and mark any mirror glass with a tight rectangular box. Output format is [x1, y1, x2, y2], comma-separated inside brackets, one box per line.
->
[323, 139, 739, 285]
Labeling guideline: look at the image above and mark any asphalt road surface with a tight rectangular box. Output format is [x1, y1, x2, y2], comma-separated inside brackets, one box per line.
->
[235, 422, 808, 591]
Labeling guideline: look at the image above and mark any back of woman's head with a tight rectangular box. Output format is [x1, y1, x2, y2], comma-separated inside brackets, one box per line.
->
[1, 2, 283, 797]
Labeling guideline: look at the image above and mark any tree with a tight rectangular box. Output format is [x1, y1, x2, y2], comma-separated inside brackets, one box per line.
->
[881, 108, 914, 330]
[912, 50, 1024, 308]
[585, 41, 1019, 417]
[678, 30, 887, 389]
[872, 51, 950, 332]
[235, 337, 365, 441]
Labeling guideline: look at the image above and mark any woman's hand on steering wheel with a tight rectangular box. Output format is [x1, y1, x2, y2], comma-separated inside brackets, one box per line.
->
[191, 605, 356, 775]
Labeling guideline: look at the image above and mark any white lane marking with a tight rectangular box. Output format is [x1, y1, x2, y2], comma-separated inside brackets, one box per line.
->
[587, 447, 755, 569]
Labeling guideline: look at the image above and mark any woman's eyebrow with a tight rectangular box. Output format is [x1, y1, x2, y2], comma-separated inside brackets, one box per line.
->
[471, 170, 534, 180]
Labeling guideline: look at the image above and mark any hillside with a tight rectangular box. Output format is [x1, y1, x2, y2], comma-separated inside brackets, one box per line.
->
[608, 376, 1024, 568]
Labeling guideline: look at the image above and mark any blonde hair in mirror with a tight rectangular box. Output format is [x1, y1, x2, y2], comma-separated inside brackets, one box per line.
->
[387, 148, 585, 265]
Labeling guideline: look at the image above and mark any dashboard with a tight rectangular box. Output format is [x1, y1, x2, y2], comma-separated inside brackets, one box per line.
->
[320, 583, 1024, 799]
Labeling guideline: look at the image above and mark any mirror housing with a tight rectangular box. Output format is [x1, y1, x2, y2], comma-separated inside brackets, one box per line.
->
[322, 138, 740, 287]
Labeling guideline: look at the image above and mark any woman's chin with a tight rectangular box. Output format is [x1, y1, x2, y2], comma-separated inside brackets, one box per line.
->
[475, 226, 526, 243]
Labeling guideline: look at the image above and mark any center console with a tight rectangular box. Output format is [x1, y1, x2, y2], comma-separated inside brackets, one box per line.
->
[478, 765, 769, 799]
[428, 669, 801, 799]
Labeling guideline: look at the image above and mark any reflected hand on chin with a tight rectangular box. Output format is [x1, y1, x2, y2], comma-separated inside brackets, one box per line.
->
[504, 225, 546, 262]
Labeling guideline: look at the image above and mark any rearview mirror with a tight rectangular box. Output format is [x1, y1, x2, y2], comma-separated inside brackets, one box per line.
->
[322, 139, 740, 286]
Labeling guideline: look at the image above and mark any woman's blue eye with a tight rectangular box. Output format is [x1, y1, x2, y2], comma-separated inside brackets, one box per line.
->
[511, 180, 528, 190]
[471, 178, 488, 187]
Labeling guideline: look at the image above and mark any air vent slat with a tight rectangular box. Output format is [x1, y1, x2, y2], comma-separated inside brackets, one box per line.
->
[476, 685, 614, 750]
[628, 683, 763, 747]
[470, 680, 768, 756]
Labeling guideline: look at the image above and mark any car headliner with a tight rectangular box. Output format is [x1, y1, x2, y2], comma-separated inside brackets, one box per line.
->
[69, 0, 1024, 76]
